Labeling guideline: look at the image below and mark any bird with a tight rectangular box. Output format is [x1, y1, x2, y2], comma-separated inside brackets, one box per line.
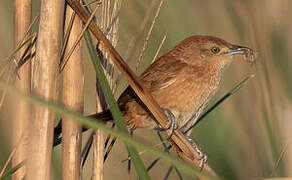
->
[54, 35, 254, 169]
[89, 35, 255, 134]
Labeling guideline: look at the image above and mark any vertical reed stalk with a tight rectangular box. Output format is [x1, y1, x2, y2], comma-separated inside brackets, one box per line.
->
[93, 0, 122, 179]
[62, 5, 83, 180]
[92, 130, 104, 180]
[27, 0, 64, 179]
[12, 0, 31, 179]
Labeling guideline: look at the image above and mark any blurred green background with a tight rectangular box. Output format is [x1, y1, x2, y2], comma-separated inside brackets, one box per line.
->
[1, 0, 292, 179]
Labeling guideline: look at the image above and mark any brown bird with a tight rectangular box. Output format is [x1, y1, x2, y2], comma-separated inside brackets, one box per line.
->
[90, 35, 255, 133]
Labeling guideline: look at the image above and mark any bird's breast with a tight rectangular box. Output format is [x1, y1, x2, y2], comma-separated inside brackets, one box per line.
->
[151, 66, 221, 128]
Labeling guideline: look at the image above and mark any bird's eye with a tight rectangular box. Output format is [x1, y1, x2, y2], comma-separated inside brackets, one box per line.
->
[211, 47, 220, 54]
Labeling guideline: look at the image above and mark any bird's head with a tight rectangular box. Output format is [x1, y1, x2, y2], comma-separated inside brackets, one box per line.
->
[169, 35, 255, 69]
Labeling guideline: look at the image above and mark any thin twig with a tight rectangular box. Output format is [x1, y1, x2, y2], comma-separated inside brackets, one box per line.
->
[121, 139, 168, 162]
[0, 66, 14, 109]
[0, 133, 25, 178]
[127, 131, 133, 180]
[174, 167, 183, 180]
[59, 11, 77, 66]
[103, 137, 117, 162]
[135, 0, 165, 72]
[163, 166, 173, 180]
[270, 142, 289, 176]
[125, 0, 158, 62]
[0, 37, 35, 108]
[15, 33, 37, 73]
[81, 131, 95, 167]
[2, 14, 39, 68]
[127, 157, 131, 180]
[83, 0, 101, 7]
[152, 35, 167, 63]
[104, 123, 116, 149]
[164, 165, 183, 180]
[0, 161, 26, 180]
[1, 33, 36, 75]
[60, 4, 100, 72]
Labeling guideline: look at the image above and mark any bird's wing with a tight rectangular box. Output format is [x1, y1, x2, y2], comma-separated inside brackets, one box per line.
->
[117, 57, 187, 106]
[140, 57, 188, 91]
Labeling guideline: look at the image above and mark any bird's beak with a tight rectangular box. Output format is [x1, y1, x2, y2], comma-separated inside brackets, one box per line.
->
[224, 45, 253, 56]
[223, 44, 256, 63]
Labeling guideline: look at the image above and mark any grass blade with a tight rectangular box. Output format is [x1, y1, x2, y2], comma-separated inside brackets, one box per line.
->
[0, 80, 213, 179]
[0, 161, 26, 180]
[84, 30, 150, 180]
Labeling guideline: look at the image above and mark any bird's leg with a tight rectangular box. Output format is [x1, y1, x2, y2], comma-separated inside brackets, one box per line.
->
[185, 136, 207, 170]
[155, 108, 178, 138]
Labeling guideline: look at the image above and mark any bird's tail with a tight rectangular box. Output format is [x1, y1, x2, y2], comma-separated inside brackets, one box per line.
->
[53, 110, 115, 147]
[87, 110, 114, 122]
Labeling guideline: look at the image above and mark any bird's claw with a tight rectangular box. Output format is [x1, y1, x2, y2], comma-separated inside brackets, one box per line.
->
[156, 108, 178, 139]
[185, 136, 207, 170]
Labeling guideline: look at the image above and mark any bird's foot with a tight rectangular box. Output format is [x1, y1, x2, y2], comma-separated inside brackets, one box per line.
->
[185, 136, 207, 171]
[156, 108, 178, 138]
